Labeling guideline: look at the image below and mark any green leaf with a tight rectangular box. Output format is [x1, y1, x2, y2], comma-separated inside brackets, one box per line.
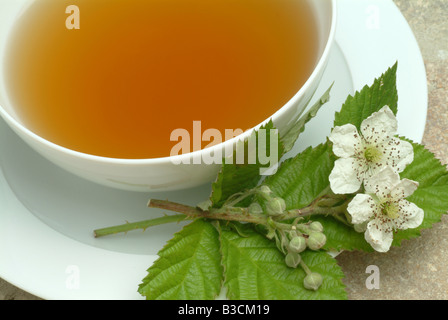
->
[334, 62, 398, 129]
[400, 140, 448, 189]
[138, 219, 223, 300]
[262, 142, 335, 210]
[393, 140, 448, 246]
[311, 216, 373, 252]
[219, 224, 347, 300]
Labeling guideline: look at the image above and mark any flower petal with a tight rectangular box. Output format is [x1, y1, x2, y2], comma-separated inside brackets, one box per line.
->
[364, 166, 401, 200]
[329, 124, 362, 158]
[395, 199, 424, 230]
[329, 158, 363, 194]
[381, 138, 414, 173]
[365, 220, 394, 252]
[391, 178, 419, 199]
[360, 106, 398, 144]
[347, 194, 377, 225]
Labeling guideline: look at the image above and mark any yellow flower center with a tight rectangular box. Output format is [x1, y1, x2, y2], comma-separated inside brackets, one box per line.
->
[381, 202, 399, 220]
[364, 146, 382, 163]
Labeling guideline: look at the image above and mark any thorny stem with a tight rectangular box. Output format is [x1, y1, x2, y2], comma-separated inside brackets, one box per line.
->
[278, 204, 348, 221]
[94, 193, 351, 238]
[148, 199, 268, 225]
[94, 214, 187, 238]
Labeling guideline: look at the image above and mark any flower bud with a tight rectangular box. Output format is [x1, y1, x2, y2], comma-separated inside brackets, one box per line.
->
[288, 229, 298, 239]
[266, 197, 286, 216]
[259, 185, 272, 197]
[285, 252, 301, 268]
[303, 272, 323, 291]
[248, 202, 263, 215]
[288, 236, 307, 254]
[307, 232, 327, 251]
[309, 221, 324, 233]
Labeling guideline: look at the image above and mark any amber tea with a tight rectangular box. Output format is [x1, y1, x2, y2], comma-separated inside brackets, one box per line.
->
[4, 0, 318, 159]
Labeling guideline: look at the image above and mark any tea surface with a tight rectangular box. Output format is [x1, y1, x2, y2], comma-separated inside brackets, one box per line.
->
[5, 0, 318, 159]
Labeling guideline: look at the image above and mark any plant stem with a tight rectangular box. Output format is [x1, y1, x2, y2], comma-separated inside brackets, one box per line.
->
[148, 199, 268, 225]
[94, 214, 187, 238]
[299, 260, 312, 275]
[278, 204, 346, 221]
[94, 196, 351, 238]
[223, 189, 256, 207]
[147, 199, 203, 216]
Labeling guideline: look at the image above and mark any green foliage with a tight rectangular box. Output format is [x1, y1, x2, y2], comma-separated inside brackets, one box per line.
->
[312, 216, 373, 252]
[262, 142, 335, 210]
[219, 224, 347, 300]
[138, 219, 223, 300]
[334, 62, 398, 129]
[394, 141, 448, 245]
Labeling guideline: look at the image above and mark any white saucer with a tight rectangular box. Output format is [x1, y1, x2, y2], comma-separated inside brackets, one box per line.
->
[0, 0, 427, 300]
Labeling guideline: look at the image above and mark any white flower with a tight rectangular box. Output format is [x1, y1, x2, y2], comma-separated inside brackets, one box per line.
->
[347, 166, 424, 252]
[329, 106, 414, 194]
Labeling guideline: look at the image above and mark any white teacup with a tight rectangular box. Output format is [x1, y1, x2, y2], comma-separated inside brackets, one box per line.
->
[0, 0, 336, 192]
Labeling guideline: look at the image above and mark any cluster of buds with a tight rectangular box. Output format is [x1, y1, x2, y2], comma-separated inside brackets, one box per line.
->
[255, 185, 287, 216]
[245, 186, 328, 291]
[284, 221, 327, 290]
[287, 222, 326, 253]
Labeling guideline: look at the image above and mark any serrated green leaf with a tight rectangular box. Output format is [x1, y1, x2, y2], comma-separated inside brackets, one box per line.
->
[393, 140, 448, 246]
[219, 224, 347, 300]
[138, 219, 223, 300]
[262, 142, 335, 210]
[334, 62, 398, 129]
[400, 140, 448, 188]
